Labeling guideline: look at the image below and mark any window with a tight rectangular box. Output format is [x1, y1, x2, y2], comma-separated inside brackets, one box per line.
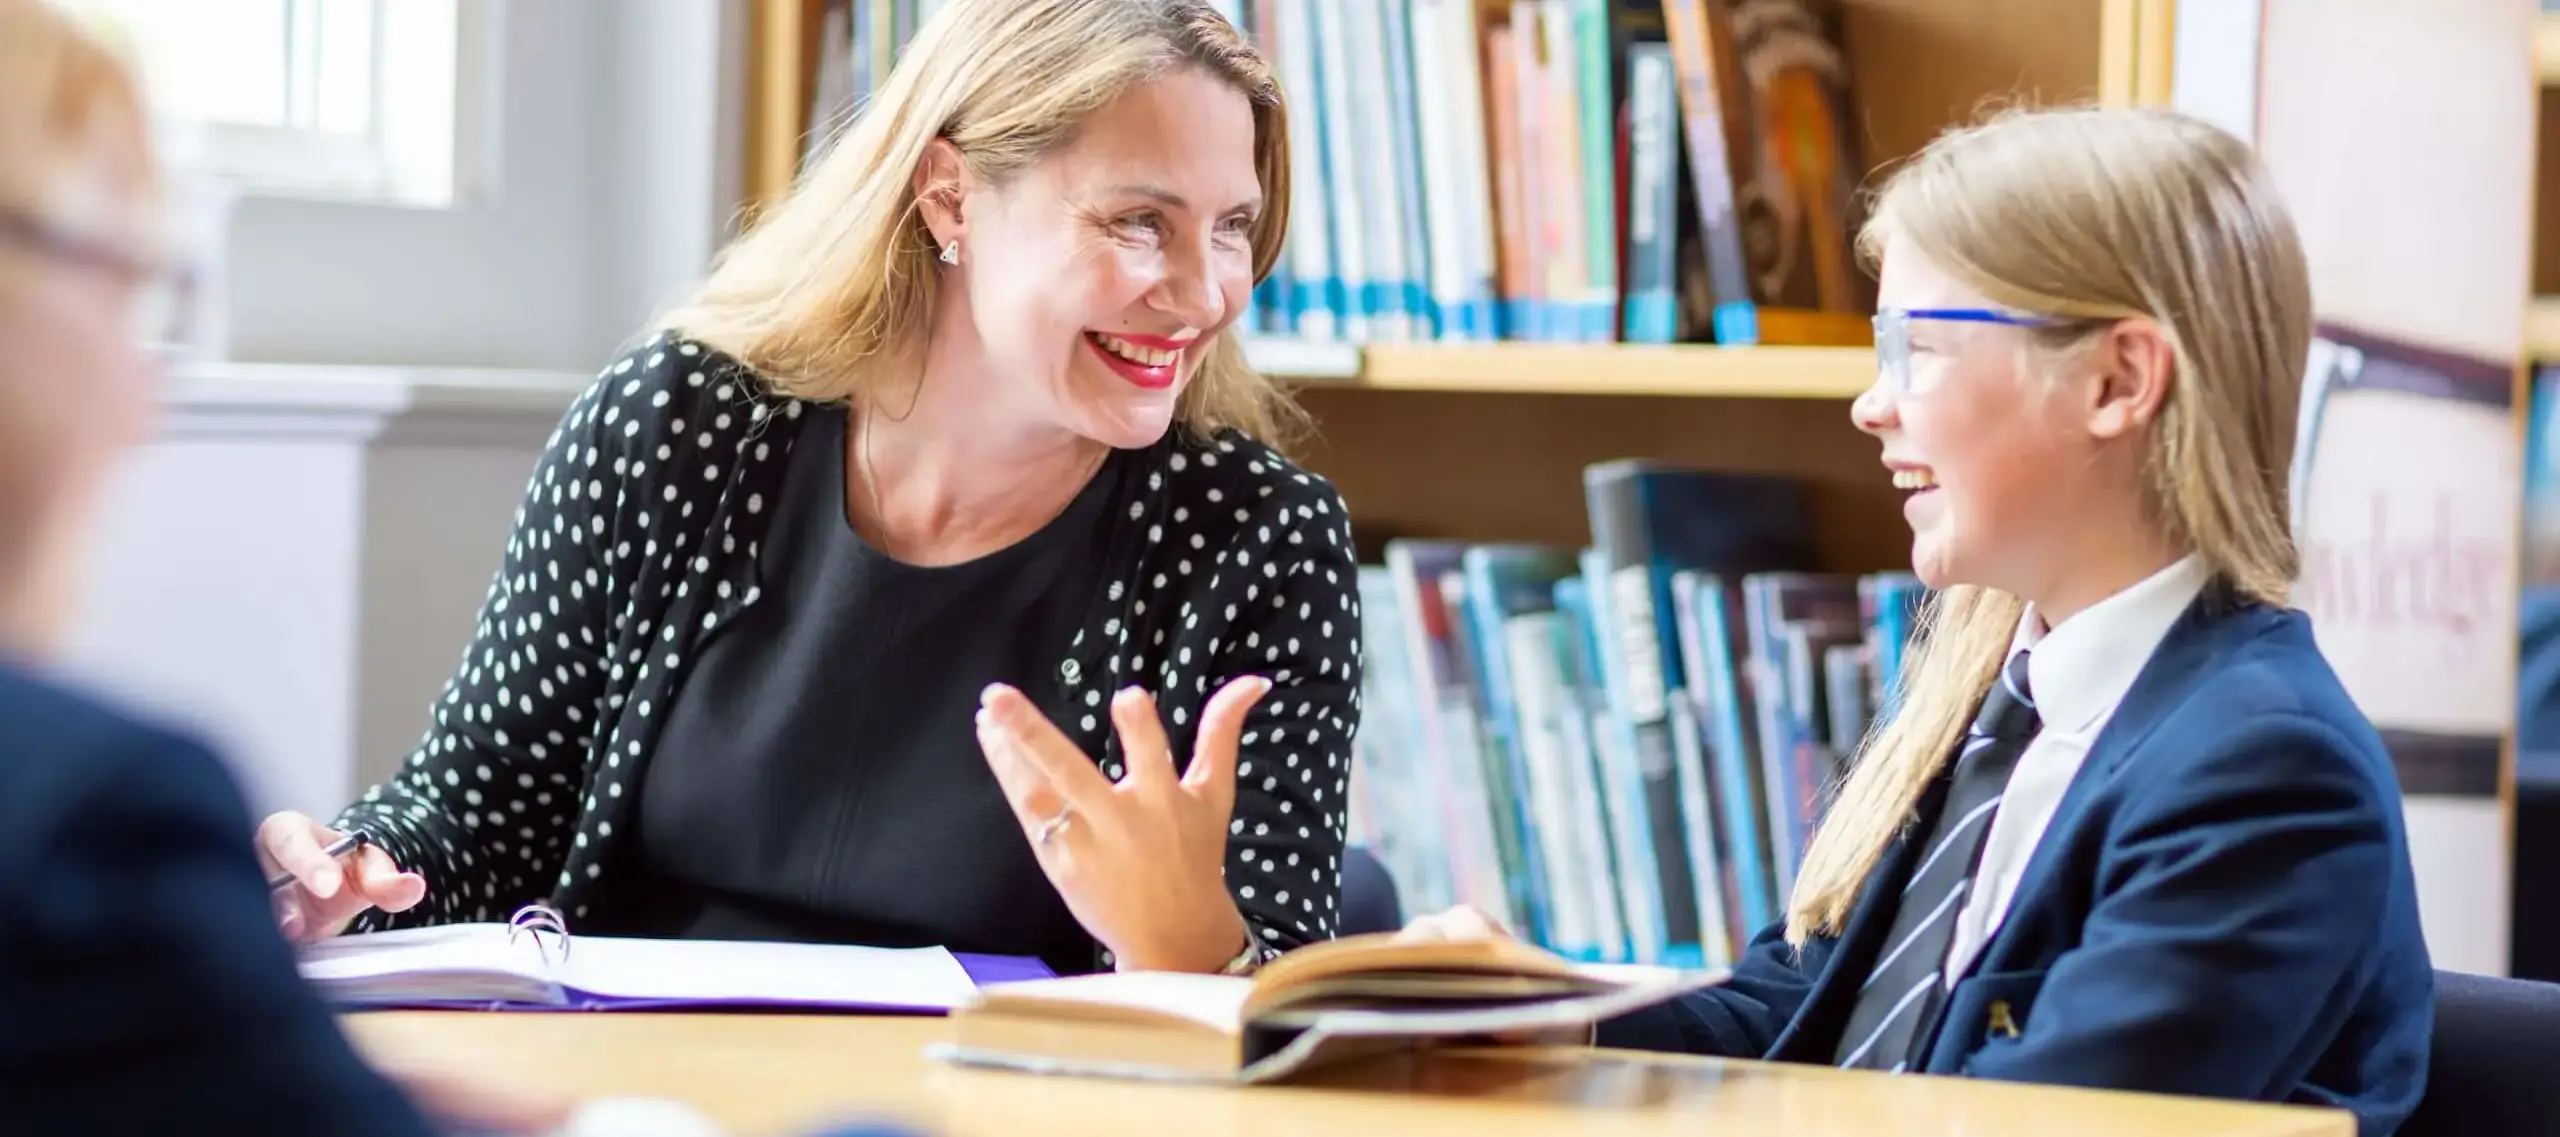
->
[78, 0, 472, 207]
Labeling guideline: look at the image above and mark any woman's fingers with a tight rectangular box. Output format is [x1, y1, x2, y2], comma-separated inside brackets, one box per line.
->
[256, 812, 346, 900]
[260, 813, 427, 943]
[1181, 675, 1271, 817]
[355, 845, 428, 914]
[1110, 687, 1176, 787]
[977, 684, 1115, 825]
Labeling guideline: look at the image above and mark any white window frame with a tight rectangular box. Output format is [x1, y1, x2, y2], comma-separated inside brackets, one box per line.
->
[127, 0, 491, 210]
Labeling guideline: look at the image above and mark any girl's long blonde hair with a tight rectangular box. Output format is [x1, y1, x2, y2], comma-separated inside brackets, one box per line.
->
[660, 0, 1300, 444]
[1784, 105, 2313, 946]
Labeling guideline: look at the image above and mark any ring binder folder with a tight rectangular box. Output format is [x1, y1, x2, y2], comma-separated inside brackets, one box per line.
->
[506, 901, 571, 964]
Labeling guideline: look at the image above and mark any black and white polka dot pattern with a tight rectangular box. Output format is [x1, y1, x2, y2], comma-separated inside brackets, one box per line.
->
[335, 333, 1363, 969]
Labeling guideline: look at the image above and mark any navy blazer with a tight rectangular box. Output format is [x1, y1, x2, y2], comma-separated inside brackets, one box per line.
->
[0, 662, 435, 1135]
[1598, 588, 2433, 1137]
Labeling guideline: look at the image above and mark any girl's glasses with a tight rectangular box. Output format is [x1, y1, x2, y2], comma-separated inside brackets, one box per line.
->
[1873, 307, 2058, 397]
[0, 207, 199, 355]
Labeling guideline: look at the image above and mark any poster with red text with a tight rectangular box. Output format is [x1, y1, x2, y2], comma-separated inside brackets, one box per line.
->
[2289, 322, 2517, 800]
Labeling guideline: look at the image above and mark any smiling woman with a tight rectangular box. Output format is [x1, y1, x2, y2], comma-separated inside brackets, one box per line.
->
[254, 0, 1361, 983]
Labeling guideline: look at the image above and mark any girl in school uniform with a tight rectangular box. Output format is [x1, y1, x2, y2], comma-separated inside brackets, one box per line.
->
[1401, 105, 2433, 1136]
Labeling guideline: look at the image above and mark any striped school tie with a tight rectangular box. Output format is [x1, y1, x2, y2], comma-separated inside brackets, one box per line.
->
[1833, 648, 2039, 1072]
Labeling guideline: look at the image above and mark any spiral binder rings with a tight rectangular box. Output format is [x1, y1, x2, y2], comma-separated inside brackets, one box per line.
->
[295, 901, 1037, 1013]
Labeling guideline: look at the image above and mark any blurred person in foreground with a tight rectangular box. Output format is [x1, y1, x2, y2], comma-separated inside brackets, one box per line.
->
[0, 1, 566, 1131]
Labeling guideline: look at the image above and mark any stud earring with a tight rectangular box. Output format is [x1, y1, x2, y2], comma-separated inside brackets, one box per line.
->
[938, 241, 960, 265]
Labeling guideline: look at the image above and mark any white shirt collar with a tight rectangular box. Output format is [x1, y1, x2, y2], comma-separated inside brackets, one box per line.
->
[2008, 554, 2215, 736]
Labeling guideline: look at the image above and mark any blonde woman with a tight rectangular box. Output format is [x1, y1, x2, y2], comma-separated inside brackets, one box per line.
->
[1405, 107, 2432, 1133]
[259, 0, 1360, 981]
[0, 1, 571, 1130]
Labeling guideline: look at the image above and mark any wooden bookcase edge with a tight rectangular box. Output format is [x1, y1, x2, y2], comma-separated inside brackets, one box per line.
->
[1249, 339, 1875, 400]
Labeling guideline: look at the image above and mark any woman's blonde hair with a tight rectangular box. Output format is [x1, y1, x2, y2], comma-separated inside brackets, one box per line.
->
[1784, 104, 2312, 946]
[0, 0, 158, 223]
[661, 0, 1299, 444]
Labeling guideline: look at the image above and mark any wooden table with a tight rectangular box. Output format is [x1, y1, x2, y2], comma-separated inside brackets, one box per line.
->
[346, 1012, 2353, 1137]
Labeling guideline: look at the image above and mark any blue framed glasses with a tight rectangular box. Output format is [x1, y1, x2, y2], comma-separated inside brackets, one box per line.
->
[1873, 307, 2058, 397]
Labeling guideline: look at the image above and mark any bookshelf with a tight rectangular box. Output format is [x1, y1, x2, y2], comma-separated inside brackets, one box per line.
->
[2539, 9, 2560, 85]
[2538, 8, 2560, 359]
[744, 0, 2173, 575]
[2539, 13, 2560, 362]
[2531, 296, 2560, 361]
[1349, 343, 1874, 398]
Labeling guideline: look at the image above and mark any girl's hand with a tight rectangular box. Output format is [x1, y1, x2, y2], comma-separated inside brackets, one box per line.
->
[975, 676, 1272, 972]
[1396, 906, 1594, 1047]
[256, 811, 426, 944]
[1395, 904, 1515, 945]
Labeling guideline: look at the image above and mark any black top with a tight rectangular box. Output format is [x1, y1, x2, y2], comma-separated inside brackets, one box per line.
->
[623, 405, 1116, 975]
[335, 332, 1366, 976]
[0, 663, 436, 1137]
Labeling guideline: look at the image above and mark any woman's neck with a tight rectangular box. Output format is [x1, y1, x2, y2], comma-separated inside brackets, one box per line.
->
[847, 335, 1110, 566]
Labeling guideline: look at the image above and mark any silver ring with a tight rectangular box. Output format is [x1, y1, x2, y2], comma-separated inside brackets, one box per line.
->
[1034, 806, 1074, 846]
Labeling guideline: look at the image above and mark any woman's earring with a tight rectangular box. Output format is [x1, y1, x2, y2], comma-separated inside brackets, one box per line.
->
[938, 241, 960, 266]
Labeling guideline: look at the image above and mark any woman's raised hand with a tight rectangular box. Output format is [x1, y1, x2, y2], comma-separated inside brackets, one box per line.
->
[974, 676, 1270, 973]
[256, 811, 426, 944]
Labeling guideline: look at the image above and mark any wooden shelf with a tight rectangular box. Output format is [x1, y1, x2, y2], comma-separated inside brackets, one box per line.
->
[1247, 341, 1875, 399]
[2539, 13, 2560, 85]
[1239, 337, 1361, 381]
[2530, 296, 2560, 359]
[1359, 343, 1874, 398]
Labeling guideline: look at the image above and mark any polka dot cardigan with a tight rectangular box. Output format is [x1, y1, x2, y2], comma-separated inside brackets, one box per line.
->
[334, 332, 1365, 970]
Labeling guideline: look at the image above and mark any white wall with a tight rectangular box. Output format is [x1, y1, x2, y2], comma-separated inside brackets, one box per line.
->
[64, 428, 371, 816]
[593, 0, 753, 354]
[59, 369, 585, 821]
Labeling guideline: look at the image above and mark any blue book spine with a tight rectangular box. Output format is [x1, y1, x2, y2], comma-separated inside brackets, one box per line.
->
[1553, 576, 1633, 963]
[1460, 554, 1559, 951]
[1578, 548, 1670, 964]
[1380, 0, 1437, 340]
[1462, 292, 1500, 341]
[1626, 295, 1677, 343]
[1249, 274, 1280, 336]
[1694, 580, 1775, 933]
[1713, 302, 1761, 347]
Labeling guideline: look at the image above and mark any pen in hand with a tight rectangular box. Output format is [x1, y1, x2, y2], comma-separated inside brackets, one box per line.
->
[266, 829, 372, 893]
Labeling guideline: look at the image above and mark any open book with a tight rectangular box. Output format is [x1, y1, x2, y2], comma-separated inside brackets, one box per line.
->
[930, 932, 1722, 1083]
[296, 905, 996, 1012]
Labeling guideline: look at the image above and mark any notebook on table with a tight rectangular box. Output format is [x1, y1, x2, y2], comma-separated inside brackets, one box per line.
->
[929, 931, 1722, 1084]
[296, 904, 1053, 1012]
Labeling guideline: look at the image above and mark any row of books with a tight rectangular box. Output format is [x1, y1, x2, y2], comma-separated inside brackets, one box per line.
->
[802, 0, 1251, 170]
[805, 0, 1877, 349]
[1229, 0, 1874, 347]
[1343, 461, 1925, 969]
[805, 0, 937, 166]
